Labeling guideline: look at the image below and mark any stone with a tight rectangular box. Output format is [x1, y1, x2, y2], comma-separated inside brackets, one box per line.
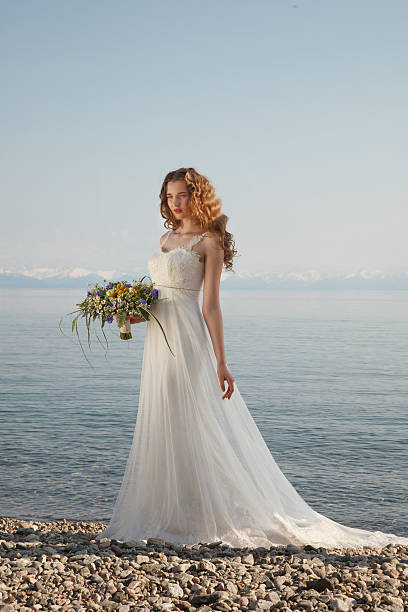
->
[14, 558, 32, 568]
[306, 577, 334, 592]
[286, 544, 302, 553]
[147, 537, 165, 546]
[166, 582, 184, 597]
[102, 601, 120, 610]
[225, 580, 238, 594]
[141, 562, 163, 574]
[190, 592, 225, 605]
[274, 576, 287, 590]
[329, 598, 356, 612]
[242, 553, 255, 565]
[198, 559, 217, 571]
[265, 591, 281, 605]
[297, 601, 314, 610]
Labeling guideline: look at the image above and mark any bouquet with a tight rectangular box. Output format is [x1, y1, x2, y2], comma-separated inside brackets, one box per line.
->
[59, 276, 175, 361]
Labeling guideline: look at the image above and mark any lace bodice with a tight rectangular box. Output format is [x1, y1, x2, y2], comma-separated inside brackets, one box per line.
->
[147, 231, 207, 296]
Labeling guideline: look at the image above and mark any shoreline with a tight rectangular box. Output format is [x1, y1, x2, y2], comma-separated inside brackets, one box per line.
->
[1, 516, 407, 611]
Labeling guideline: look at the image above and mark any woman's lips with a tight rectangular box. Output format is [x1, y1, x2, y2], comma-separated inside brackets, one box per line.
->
[174, 209, 182, 213]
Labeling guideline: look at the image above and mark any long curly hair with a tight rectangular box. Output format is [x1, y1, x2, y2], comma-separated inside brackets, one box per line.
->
[159, 167, 238, 272]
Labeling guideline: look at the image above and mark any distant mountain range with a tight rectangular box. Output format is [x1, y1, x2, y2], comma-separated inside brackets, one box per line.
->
[1, 267, 408, 290]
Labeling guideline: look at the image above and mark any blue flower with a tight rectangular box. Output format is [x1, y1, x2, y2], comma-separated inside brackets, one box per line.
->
[140, 298, 147, 305]
[106, 316, 113, 323]
[152, 289, 159, 298]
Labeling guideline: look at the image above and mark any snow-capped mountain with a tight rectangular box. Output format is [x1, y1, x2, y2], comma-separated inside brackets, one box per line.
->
[1, 267, 408, 290]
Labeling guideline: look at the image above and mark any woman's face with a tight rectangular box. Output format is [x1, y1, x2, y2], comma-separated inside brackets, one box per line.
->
[166, 180, 192, 220]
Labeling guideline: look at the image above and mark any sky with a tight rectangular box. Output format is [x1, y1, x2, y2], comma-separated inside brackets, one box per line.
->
[1, 0, 407, 278]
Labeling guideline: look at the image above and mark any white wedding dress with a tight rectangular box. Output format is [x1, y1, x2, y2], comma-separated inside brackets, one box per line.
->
[97, 231, 408, 549]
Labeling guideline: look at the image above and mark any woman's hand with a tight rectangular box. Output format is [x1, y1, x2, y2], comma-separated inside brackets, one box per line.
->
[115, 314, 145, 327]
[217, 363, 235, 400]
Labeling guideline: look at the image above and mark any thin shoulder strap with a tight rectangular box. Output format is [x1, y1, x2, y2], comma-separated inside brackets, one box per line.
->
[161, 230, 173, 247]
[186, 232, 207, 251]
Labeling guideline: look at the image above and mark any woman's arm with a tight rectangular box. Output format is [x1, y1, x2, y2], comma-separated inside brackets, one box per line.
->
[116, 314, 144, 325]
[201, 234, 235, 399]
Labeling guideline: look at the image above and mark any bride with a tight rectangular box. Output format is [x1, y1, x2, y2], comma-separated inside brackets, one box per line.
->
[97, 167, 408, 550]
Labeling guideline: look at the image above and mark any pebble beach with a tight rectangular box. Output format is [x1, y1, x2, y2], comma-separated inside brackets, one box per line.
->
[1, 517, 407, 611]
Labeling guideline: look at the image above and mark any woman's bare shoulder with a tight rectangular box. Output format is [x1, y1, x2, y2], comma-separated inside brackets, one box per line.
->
[202, 230, 224, 251]
[159, 229, 172, 245]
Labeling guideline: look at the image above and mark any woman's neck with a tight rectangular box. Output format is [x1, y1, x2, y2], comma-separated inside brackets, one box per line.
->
[175, 222, 203, 235]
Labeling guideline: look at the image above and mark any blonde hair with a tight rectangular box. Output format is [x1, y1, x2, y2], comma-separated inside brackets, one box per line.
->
[159, 167, 238, 271]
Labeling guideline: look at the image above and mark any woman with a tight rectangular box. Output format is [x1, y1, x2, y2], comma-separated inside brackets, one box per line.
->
[97, 167, 408, 549]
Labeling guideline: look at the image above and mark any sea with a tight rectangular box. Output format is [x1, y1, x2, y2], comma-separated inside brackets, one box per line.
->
[0, 288, 407, 538]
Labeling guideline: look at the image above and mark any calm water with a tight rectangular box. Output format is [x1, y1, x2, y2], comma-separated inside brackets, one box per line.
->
[0, 288, 407, 537]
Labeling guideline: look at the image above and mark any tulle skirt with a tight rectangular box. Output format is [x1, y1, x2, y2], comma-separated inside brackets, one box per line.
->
[97, 286, 408, 549]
